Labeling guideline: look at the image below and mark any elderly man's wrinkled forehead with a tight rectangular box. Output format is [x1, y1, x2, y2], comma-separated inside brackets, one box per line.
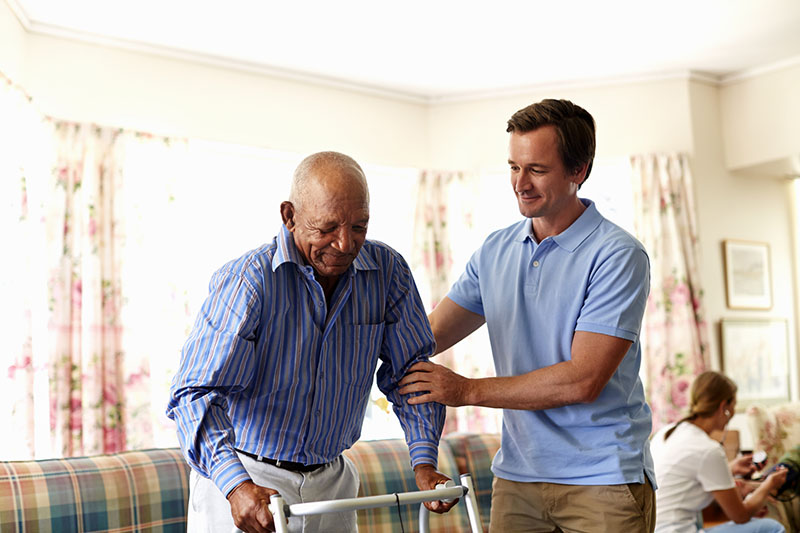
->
[290, 152, 369, 209]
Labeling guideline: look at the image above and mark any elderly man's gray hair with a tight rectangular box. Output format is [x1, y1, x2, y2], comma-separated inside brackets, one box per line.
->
[289, 151, 369, 211]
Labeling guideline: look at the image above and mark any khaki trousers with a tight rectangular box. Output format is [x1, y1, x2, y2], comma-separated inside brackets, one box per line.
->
[188, 452, 359, 533]
[489, 476, 655, 533]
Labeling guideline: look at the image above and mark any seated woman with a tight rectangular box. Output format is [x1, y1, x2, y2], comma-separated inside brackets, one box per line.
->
[651, 371, 788, 533]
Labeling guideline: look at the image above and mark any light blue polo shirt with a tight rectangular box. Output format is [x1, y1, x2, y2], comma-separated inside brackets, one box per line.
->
[448, 199, 655, 486]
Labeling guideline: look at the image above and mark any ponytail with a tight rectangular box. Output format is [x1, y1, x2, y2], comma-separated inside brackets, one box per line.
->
[664, 371, 737, 441]
[664, 414, 697, 440]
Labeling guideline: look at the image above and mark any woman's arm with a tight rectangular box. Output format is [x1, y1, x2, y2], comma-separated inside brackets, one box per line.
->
[712, 466, 788, 523]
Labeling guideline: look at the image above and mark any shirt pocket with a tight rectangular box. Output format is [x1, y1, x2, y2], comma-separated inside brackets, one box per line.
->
[340, 323, 384, 392]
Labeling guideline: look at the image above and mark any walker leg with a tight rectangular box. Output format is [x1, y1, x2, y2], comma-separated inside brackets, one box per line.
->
[460, 474, 484, 533]
[419, 503, 430, 533]
[269, 494, 290, 533]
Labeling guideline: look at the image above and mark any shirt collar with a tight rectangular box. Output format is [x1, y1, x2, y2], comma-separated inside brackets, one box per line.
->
[271, 224, 380, 273]
[513, 198, 602, 253]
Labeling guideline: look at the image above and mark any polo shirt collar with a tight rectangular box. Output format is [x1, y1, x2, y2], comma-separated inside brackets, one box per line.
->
[514, 198, 602, 253]
[272, 224, 379, 273]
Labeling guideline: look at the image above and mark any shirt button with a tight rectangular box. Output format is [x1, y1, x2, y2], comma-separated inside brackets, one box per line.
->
[317, 301, 323, 307]
[315, 410, 322, 416]
[532, 260, 540, 267]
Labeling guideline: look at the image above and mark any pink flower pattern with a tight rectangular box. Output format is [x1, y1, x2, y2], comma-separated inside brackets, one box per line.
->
[631, 154, 710, 432]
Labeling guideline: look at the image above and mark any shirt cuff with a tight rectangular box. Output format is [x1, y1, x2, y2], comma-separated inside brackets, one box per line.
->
[210, 453, 252, 497]
[408, 440, 439, 470]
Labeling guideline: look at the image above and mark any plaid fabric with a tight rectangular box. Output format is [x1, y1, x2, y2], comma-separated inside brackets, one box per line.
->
[444, 432, 501, 529]
[0, 448, 189, 533]
[343, 439, 470, 532]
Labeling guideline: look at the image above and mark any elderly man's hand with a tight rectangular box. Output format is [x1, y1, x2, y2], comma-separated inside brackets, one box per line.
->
[414, 464, 458, 514]
[227, 480, 279, 533]
[398, 361, 472, 407]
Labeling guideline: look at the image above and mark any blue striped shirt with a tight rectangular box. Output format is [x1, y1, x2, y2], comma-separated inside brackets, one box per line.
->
[167, 224, 445, 496]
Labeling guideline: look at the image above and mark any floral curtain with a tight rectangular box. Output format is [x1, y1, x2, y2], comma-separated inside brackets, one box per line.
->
[47, 123, 127, 456]
[412, 170, 500, 435]
[1, 71, 186, 458]
[631, 153, 710, 430]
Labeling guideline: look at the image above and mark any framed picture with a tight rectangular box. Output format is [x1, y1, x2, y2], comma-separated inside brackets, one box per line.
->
[722, 240, 772, 309]
[720, 318, 789, 405]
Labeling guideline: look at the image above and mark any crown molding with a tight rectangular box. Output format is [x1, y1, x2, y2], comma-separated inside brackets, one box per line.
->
[4, 0, 431, 104]
[5, 0, 31, 29]
[428, 70, 722, 104]
[5, 0, 737, 106]
[721, 54, 800, 85]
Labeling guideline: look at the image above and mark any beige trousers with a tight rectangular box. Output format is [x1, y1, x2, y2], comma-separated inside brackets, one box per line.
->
[489, 476, 655, 533]
[188, 452, 359, 533]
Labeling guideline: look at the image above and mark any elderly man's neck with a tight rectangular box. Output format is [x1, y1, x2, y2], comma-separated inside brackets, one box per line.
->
[316, 274, 340, 307]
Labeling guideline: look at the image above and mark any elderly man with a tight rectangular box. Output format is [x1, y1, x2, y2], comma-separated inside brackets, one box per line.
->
[167, 151, 452, 533]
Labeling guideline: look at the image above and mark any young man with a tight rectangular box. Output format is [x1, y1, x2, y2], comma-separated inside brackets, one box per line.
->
[400, 99, 656, 532]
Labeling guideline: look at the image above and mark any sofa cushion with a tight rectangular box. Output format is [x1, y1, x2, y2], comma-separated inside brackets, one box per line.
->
[0, 448, 189, 533]
[343, 438, 470, 532]
[746, 403, 800, 467]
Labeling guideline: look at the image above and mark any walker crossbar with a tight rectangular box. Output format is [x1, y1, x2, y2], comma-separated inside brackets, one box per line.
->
[283, 485, 466, 516]
[262, 473, 483, 533]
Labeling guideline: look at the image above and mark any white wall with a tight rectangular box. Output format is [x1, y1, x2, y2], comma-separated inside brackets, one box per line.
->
[720, 62, 800, 170]
[428, 78, 694, 171]
[19, 33, 430, 169]
[689, 81, 798, 396]
[0, 1, 26, 82]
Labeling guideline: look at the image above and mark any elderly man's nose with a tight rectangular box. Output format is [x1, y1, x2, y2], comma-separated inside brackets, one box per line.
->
[333, 229, 353, 252]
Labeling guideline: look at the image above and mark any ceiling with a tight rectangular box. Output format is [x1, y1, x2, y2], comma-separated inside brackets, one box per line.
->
[8, 0, 800, 102]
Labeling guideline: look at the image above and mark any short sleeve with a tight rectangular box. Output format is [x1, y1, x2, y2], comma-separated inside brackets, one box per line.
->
[447, 247, 485, 316]
[575, 246, 649, 341]
[697, 446, 736, 491]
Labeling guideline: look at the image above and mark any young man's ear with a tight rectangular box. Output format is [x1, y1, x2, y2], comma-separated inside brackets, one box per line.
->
[572, 162, 589, 186]
[280, 201, 295, 230]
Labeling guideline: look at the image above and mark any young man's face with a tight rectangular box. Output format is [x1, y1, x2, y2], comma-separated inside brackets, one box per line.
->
[508, 125, 586, 220]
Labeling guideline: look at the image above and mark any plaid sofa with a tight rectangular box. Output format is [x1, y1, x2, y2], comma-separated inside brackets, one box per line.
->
[0, 433, 501, 533]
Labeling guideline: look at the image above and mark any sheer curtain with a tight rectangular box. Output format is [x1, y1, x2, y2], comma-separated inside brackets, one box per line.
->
[0, 74, 56, 459]
[631, 153, 710, 430]
[0, 97, 193, 458]
[411, 169, 502, 435]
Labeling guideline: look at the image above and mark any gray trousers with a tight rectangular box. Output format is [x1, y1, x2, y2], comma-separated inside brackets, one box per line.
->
[188, 452, 359, 533]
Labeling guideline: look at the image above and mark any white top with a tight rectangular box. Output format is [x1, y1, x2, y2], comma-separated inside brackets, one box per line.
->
[650, 422, 735, 533]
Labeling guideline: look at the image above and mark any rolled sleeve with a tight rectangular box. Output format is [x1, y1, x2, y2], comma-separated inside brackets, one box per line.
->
[378, 256, 445, 468]
[166, 268, 261, 494]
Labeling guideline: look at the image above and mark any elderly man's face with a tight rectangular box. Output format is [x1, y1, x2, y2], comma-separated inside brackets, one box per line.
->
[284, 171, 369, 283]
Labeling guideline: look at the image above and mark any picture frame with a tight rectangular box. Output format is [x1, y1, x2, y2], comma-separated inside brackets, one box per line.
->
[720, 318, 790, 405]
[722, 240, 772, 310]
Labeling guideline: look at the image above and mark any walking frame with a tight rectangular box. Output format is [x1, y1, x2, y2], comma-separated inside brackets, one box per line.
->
[235, 473, 483, 532]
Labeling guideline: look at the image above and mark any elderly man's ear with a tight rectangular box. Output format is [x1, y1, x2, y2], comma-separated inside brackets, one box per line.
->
[280, 201, 295, 230]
